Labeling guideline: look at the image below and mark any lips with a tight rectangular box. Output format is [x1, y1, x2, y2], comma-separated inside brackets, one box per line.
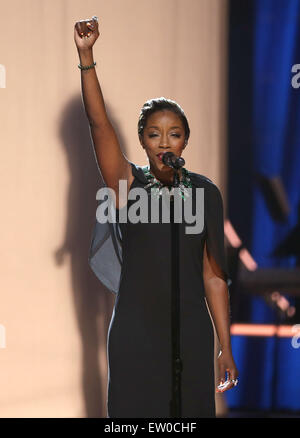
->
[157, 153, 165, 161]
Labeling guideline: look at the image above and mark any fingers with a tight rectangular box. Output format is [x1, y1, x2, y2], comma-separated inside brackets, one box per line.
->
[79, 21, 89, 38]
[218, 364, 226, 385]
[87, 17, 99, 36]
[229, 367, 238, 382]
[215, 364, 227, 393]
[87, 20, 95, 29]
[228, 368, 239, 389]
[75, 21, 84, 37]
[86, 22, 93, 37]
[75, 18, 98, 38]
[216, 380, 233, 393]
[216, 368, 238, 393]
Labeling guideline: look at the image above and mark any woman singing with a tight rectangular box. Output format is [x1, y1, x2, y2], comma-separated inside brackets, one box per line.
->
[74, 16, 238, 418]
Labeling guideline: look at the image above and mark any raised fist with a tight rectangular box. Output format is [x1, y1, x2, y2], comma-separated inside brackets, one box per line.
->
[74, 16, 100, 51]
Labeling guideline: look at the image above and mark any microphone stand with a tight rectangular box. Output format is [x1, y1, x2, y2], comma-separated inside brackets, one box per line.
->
[169, 167, 183, 418]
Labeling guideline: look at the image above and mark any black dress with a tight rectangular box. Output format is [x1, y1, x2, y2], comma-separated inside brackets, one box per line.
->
[88, 162, 231, 418]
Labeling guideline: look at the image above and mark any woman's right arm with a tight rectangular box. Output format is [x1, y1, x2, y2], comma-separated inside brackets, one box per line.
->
[74, 18, 133, 205]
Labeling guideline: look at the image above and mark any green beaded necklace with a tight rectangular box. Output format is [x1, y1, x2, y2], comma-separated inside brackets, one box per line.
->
[141, 165, 193, 200]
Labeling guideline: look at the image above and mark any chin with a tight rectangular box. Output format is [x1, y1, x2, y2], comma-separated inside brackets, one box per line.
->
[156, 158, 166, 166]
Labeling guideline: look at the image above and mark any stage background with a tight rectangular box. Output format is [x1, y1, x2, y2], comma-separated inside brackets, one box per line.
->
[225, 0, 300, 413]
[0, 0, 229, 417]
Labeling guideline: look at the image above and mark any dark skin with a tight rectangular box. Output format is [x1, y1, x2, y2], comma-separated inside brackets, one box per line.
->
[138, 110, 187, 185]
[74, 17, 238, 393]
[203, 242, 239, 392]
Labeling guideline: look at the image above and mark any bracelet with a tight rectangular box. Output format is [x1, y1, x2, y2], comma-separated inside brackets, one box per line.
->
[78, 61, 96, 70]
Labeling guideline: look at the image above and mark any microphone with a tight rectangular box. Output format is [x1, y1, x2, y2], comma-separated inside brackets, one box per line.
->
[162, 152, 185, 169]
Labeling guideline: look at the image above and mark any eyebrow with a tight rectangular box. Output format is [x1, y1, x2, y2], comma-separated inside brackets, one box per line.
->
[147, 125, 182, 129]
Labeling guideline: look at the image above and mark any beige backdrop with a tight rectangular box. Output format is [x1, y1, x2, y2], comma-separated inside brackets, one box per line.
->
[0, 0, 229, 417]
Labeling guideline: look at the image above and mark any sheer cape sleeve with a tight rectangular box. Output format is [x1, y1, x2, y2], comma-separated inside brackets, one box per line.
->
[88, 213, 123, 295]
[189, 172, 232, 289]
[88, 162, 148, 295]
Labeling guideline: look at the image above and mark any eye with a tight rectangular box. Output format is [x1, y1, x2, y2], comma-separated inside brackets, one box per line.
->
[148, 133, 181, 138]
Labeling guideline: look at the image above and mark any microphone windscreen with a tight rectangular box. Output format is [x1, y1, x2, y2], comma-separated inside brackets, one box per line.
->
[162, 152, 174, 165]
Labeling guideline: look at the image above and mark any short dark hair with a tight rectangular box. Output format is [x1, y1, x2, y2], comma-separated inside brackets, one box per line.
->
[138, 97, 190, 143]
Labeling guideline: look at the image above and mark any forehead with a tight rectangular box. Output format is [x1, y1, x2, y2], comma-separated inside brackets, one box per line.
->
[146, 110, 183, 127]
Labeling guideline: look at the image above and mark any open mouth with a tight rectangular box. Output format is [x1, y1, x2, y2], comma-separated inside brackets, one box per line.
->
[157, 153, 165, 161]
